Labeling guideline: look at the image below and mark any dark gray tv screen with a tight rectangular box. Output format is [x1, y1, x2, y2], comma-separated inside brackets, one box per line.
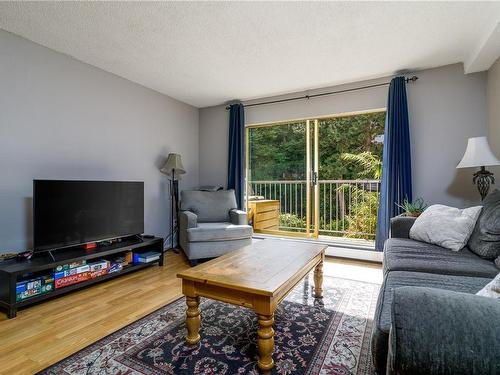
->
[33, 180, 144, 252]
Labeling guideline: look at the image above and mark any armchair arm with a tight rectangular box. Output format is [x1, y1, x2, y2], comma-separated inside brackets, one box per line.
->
[387, 287, 500, 375]
[179, 210, 198, 230]
[229, 209, 248, 225]
[390, 216, 417, 239]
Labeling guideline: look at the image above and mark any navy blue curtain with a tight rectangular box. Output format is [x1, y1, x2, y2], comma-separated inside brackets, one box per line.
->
[227, 103, 245, 209]
[375, 77, 412, 251]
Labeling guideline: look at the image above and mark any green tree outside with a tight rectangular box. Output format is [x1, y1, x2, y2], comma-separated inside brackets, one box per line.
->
[248, 111, 385, 240]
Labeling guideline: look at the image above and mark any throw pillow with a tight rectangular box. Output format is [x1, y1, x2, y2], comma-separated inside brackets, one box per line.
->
[468, 189, 500, 260]
[409, 204, 482, 251]
[476, 273, 500, 299]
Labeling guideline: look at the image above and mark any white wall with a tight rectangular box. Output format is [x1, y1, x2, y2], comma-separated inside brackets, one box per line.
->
[199, 63, 488, 207]
[0, 30, 199, 252]
[487, 57, 500, 177]
[409, 64, 487, 206]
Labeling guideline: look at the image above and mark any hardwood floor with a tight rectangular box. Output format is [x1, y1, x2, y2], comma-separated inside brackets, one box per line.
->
[0, 251, 381, 374]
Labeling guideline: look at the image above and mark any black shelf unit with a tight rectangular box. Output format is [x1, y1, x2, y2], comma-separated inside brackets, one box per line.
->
[0, 237, 163, 318]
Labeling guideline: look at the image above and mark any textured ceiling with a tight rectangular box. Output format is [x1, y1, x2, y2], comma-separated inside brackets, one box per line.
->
[1, 2, 499, 108]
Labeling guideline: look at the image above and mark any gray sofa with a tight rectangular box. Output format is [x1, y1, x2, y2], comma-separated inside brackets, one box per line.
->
[372, 216, 500, 375]
[179, 190, 253, 265]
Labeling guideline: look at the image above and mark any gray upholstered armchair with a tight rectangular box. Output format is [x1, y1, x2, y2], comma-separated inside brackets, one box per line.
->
[179, 189, 253, 266]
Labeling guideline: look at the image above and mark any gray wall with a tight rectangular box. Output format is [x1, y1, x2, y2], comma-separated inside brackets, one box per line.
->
[199, 63, 488, 208]
[0, 30, 199, 252]
[487, 57, 500, 177]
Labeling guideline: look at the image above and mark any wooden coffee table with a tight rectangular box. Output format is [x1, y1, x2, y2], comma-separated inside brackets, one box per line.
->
[177, 239, 327, 372]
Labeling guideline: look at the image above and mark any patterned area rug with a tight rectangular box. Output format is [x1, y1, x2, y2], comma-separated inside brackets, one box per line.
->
[41, 275, 379, 375]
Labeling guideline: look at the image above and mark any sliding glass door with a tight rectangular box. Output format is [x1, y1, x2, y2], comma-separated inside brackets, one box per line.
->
[246, 120, 318, 237]
[246, 121, 310, 235]
[246, 110, 385, 243]
[316, 112, 384, 241]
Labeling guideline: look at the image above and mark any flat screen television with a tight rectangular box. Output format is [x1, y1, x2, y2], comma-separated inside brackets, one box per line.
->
[33, 180, 144, 252]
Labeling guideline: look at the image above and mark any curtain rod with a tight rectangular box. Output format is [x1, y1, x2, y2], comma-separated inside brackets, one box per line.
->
[225, 76, 418, 110]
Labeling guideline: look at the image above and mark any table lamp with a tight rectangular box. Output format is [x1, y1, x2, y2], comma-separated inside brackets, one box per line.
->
[457, 136, 500, 200]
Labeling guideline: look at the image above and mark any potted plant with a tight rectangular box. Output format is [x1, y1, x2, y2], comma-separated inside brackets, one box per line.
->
[397, 197, 427, 217]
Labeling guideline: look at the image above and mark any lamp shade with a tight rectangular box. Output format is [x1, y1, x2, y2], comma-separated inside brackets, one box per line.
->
[160, 153, 186, 176]
[456, 137, 500, 169]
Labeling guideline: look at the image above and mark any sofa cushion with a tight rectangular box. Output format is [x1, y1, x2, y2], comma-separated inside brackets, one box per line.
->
[468, 189, 500, 260]
[390, 216, 417, 239]
[383, 238, 499, 278]
[371, 271, 491, 375]
[186, 222, 253, 242]
[388, 287, 500, 375]
[181, 190, 237, 222]
[409, 204, 482, 251]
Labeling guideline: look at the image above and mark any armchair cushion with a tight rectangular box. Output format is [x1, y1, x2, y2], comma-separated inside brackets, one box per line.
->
[186, 222, 253, 242]
[181, 190, 237, 222]
[179, 210, 197, 229]
[388, 287, 500, 375]
[230, 209, 248, 225]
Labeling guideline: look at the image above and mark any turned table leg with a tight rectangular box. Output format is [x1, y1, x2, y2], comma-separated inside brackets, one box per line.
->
[185, 296, 201, 345]
[257, 313, 275, 371]
[314, 260, 324, 298]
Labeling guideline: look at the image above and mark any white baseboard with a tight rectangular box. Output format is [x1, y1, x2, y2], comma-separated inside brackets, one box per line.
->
[252, 234, 383, 263]
[325, 246, 383, 262]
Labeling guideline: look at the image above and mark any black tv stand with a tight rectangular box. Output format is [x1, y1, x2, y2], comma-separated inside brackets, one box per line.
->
[47, 250, 56, 262]
[0, 236, 163, 318]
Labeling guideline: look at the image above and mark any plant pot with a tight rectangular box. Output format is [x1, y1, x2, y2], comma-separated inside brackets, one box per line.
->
[405, 212, 421, 217]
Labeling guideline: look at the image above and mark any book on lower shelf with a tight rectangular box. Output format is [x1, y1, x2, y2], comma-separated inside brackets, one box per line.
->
[54, 260, 112, 289]
[55, 272, 90, 289]
[134, 251, 161, 264]
[16, 275, 54, 301]
[15, 250, 161, 298]
[54, 260, 87, 272]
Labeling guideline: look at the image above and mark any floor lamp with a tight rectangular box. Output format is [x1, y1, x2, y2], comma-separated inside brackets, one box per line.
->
[160, 153, 186, 252]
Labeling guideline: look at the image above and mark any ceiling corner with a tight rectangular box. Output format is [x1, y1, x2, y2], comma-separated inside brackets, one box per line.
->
[464, 21, 500, 74]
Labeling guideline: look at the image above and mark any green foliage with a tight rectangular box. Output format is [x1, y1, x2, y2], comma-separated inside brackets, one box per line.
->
[279, 213, 350, 235]
[250, 111, 386, 240]
[249, 112, 385, 181]
[346, 188, 380, 240]
[280, 213, 306, 228]
[317, 113, 385, 180]
[318, 218, 349, 235]
[249, 123, 307, 181]
[341, 151, 382, 180]
[396, 197, 427, 215]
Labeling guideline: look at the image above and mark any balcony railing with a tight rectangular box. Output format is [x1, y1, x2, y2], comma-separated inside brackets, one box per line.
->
[249, 180, 380, 239]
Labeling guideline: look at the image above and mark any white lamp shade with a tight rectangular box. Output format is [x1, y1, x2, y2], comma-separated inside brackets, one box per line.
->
[456, 137, 500, 169]
[160, 153, 186, 176]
